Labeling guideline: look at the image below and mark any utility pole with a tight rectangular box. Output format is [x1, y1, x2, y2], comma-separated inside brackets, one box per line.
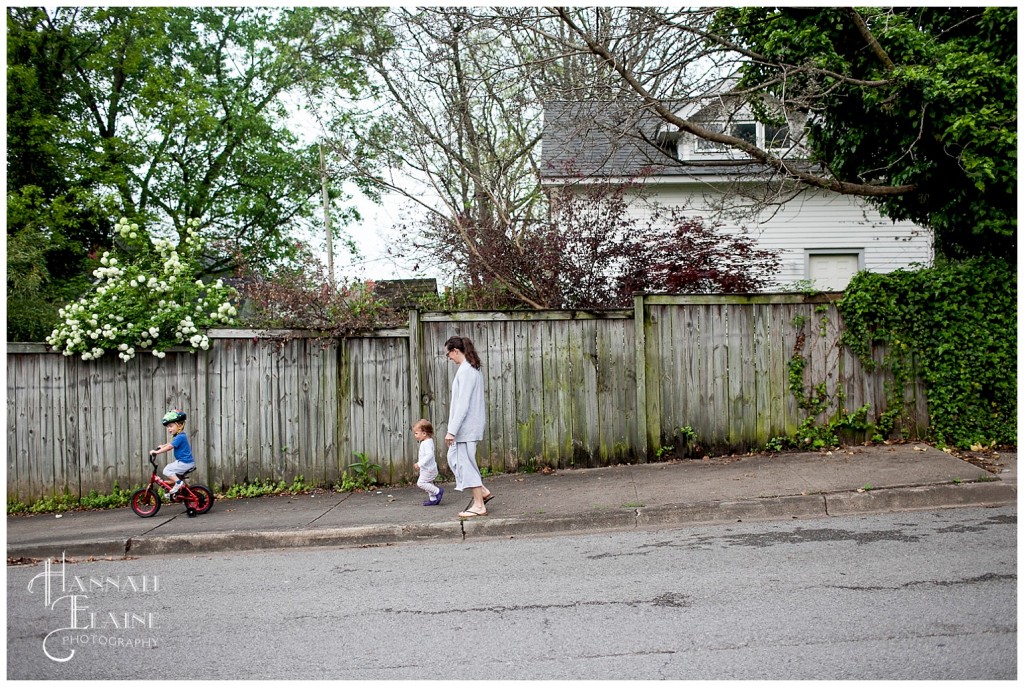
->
[319, 142, 335, 287]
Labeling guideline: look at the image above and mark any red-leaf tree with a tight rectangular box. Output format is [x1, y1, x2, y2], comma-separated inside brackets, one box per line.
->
[410, 177, 780, 309]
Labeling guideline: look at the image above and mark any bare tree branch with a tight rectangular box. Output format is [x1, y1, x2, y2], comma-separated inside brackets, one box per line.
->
[844, 7, 895, 71]
[551, 7, 917, 198]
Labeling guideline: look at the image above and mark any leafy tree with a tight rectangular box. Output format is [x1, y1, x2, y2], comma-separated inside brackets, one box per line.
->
[6, 7, 115, 340]
[318, 7, 733, 304]
[6, 189, 114, 341]
[330, 7, 549, 298]
[6, 7, 387, 340]
[715, 7, 1016, 260]
[547, 7, 1016, 259]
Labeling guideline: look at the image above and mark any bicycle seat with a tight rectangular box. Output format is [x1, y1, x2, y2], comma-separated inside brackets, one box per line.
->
[176, 466, 197, 479]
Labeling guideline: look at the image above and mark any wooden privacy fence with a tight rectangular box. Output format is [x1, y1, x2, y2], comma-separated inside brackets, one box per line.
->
[7, 294, 927, 503]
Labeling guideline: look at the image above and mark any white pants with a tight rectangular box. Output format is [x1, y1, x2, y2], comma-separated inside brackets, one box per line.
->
[417, 469, 439, 497]
[447, 442, 482, 491]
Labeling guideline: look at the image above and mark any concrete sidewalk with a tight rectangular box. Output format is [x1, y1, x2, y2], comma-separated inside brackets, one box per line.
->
[6, 444, 1016, 560]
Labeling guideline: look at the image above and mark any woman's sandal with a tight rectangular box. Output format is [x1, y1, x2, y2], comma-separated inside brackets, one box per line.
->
[458, 508, 487, 518]
[465, 493, 495, 511]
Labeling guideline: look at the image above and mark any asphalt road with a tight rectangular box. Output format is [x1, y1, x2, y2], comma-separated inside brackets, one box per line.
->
[7, 506, 1016, 680]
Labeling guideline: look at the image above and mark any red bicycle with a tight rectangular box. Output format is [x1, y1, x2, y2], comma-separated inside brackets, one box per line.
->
[131, 454, 214, 518]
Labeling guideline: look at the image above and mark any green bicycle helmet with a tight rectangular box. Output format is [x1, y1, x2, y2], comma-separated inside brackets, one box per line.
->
[161, 409, 187, 426]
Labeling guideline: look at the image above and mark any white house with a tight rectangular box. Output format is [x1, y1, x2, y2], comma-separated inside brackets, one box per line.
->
[540, 100, 933, 291]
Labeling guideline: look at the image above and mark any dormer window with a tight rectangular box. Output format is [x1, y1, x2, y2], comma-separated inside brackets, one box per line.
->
[660, 95, 806, 161]
[695, 120, 791, 154]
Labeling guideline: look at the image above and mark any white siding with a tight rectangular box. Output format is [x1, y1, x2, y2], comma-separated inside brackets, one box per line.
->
[626, 183, 933, 291]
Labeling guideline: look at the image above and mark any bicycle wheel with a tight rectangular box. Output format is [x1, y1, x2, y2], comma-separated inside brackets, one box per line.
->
[188, 485, 214, 515]
[130, 487, 161, 518]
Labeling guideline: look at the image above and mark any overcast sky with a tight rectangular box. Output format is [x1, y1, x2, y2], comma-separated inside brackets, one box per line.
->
[286, 95, 444, 285]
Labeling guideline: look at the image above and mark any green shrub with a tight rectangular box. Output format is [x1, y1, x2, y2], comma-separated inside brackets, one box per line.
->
[838, 257, 1016, 448]
[7, 481, 133, 514]
[345, 453, 382, 490]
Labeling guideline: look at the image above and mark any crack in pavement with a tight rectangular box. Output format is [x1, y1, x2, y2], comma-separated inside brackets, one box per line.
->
[126, 512, 185, 553]
[827, 572, 1016, 592]
[383, 591, 692, 616]
[305, 491, 354, 527]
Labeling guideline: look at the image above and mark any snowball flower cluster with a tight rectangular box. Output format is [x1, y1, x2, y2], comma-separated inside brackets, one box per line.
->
[80, 347, 106, 361]
[152, 237, 176, 254]
[175, 315, 198, 340]
[46, 215, 237, 363]
[189, 334, 211, 350]
[212, 299, 238, 323]
[115, 216, 140, 241]
[117, 342, 137, 362]
[93, 252, 124, 281]
[163, 252, 183, 276]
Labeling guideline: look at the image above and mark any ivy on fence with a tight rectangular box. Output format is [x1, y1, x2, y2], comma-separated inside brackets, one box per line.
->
[837, 257, 1016, 449]
[770, 307, 871, 451]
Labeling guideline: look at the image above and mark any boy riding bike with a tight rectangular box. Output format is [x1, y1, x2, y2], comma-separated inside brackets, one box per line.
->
[150, 409, 195, 499]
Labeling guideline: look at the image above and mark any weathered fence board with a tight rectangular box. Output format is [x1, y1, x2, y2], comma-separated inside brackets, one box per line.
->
[9, 355, 28, 500]
[7, 296, 928, 503]
[225, 341, 248, 486]
[344, 334, 412, 483]
[751, 303, 771, 447]
[516, 320, 544, 465]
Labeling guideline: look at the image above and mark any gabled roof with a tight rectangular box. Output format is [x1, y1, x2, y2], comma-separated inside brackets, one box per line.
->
[540, 100, 777, 181]
[540, 99, 802, 181]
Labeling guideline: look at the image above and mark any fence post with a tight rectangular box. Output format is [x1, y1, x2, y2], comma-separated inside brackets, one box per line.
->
[336, 337, 352, 478]
[633, 294, 650, 462]
[408, 309, 422, 423]
[196, 347, 211, 486]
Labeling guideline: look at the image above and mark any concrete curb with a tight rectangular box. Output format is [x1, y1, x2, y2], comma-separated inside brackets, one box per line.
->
[824, 481, 1017, 516]
[8, 481, 1014, 560]
[638, 494, 827, 528]
[9, 539, 131, 561]
[462, 508, 639, 539]
[126, 522, 467, 556]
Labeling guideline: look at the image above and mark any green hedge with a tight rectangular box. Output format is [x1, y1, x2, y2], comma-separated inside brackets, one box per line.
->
[838, 257, 1016, 448]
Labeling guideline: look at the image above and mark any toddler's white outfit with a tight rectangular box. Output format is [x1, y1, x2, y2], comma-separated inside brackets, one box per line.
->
[416, 437, 442, 504]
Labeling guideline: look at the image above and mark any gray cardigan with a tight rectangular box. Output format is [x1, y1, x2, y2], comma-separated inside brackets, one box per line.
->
[447, 361, 486, 441]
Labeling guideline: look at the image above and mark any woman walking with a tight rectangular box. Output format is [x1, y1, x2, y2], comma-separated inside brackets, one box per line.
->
[444, 335, 493, 518]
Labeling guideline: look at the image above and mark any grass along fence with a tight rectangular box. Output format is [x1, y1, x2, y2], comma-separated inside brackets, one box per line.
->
[7, 294, 927, 504]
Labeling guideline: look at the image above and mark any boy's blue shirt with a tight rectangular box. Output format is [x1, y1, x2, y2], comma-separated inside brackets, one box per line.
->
[171, 432, 195, 464]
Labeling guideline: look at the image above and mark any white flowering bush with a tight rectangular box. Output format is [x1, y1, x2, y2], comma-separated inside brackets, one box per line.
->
[46, 217, 238, 362]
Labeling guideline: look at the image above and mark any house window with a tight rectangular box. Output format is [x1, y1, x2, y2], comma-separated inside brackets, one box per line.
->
[696, 120, 758, 151]
[807, 252, 862, 291]
[732, 122, 757, 146]
[696, 123, 729, 152]
[695, 121, 791, 153]
[765, 123, 791, 150]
